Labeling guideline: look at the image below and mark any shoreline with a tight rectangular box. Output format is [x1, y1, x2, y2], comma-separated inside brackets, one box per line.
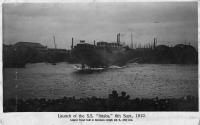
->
[4, 61, 198, 69]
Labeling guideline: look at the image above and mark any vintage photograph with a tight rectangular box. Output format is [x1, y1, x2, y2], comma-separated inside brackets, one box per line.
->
[3, 2, 198, 112]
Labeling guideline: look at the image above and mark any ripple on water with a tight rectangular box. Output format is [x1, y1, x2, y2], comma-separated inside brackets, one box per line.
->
[3, 63, 198, 99]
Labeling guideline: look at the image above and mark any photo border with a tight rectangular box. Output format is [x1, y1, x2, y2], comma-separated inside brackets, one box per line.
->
[0, 0, 199, 124]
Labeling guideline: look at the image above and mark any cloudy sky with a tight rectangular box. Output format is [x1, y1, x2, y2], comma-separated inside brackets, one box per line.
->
[3, 2, 197, 49]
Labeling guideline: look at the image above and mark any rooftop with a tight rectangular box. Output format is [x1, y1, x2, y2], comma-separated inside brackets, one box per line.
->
[15, 42, 46, 48]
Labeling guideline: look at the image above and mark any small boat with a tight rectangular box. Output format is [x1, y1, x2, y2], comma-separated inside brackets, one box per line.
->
[73, 64, 104, 71]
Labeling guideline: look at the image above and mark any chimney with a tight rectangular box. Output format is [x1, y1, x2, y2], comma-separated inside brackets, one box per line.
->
[117, 34, 118, 43]
[118, 33, 120, 44]
[131, 33, 133, 49]
[156, 37, 157, 47]
[117, 33, 120, 44]
[71, 37, 74, 49]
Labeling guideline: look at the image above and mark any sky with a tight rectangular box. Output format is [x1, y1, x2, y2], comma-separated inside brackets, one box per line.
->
[3, 2, 198, 49]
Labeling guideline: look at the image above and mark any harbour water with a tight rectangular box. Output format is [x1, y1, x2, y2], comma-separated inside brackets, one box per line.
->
[3, 63, 198, 100]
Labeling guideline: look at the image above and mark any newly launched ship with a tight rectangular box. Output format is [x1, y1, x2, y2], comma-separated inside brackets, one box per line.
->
[72, 33, 133, 69]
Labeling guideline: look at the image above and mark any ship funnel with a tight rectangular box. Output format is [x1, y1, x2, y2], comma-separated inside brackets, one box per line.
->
[117, 34, 118, 43]
[153, 37, 157, 49]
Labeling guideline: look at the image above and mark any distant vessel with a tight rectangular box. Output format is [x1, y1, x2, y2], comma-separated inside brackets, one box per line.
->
[72, 34, 132, 69]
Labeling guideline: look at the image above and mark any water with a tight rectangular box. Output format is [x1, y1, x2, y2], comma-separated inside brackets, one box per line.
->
[3, 63, 198, 100]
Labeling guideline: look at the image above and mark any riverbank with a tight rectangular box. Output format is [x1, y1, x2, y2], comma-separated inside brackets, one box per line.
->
[3, 43, 77, 68]
[4, 90, 198, 112]
[3, 43, 198, 68]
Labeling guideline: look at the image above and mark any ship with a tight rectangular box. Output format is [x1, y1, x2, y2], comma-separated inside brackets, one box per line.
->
[71, 33, 133, 69]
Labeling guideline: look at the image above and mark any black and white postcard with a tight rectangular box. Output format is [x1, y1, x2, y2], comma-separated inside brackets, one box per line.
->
[1, 1, 199, 125]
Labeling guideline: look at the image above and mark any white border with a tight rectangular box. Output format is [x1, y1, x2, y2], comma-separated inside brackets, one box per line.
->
[0, 0, 199, 125]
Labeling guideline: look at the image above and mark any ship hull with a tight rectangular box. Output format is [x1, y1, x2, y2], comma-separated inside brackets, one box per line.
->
[72, 44, 130, 68]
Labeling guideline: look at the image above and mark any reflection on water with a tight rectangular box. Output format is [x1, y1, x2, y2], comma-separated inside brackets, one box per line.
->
[3, 62, 198, 99]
